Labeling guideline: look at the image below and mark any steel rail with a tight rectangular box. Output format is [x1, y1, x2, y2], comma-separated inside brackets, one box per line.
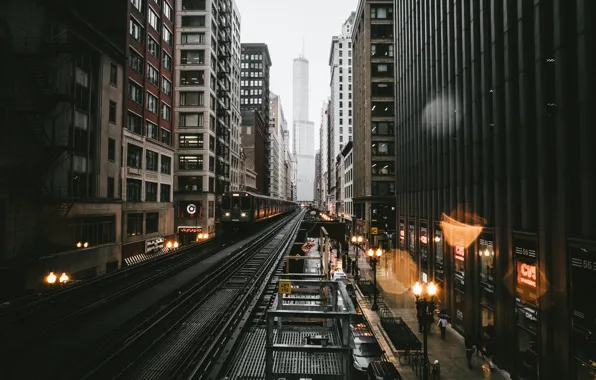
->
[186, 212, 303, 380]
[61, 212, 300, 380]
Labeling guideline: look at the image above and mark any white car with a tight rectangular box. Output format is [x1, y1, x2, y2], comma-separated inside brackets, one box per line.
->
[332, 271, 348, 281]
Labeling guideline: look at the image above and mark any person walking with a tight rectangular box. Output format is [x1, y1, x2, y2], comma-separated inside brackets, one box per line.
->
[465, 337, 475, 369]
[437, 315, 448, 341]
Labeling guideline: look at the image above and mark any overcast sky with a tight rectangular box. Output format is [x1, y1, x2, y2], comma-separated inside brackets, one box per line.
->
[237, 0, 359, 150]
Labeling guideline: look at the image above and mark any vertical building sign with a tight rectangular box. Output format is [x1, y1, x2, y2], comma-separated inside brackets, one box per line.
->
[570, 245, 596, 378]
[514, 236, 539, 380]
[409, 219, 417, 282]
[399, 219, 405, 250]
[478, 236, 495, 356]
[434, 223, 444, 283]
[420, 221, 428, 283]
[453, 234, 466, 334]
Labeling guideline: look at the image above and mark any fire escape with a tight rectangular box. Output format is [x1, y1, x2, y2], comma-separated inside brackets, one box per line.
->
[13, 28, 74, 218]
[216, 0, 232, 195]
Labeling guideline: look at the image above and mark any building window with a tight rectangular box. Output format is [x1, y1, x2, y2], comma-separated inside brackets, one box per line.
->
[146, 120, 158, 140]
[108, 138, 115, 161]
[127, 112, 142, 134]
[128, 48, 144, 73]
[126, 179, 142, 202]
[179, 155, 203, 170]
[372, 162, 394, 175]
[148, 37, 160, 58]
[162, 76, 172, 96]
[161, 102, 171, 121]
[371, 121, 395, 135]
[183, 0, 206, 11]
[371, 102, 394, 117]
[160, 128, 171, 146]
[179, 134, 203, 149]
[160, 184, 171, 202]
[180, 92, 204, 106]
[146, 212, 159, 233]
[370, 5, 393, 19]
[73, 216, 116, 246]
[109, 64, 117, 86]
[147, 92, 158, 113]
[372, 63, 394, 77]
[371, 82, 394, 97]
[131, 0, 143, 13]
[127, 143, 143, 168]
[109, 101, 117, 123]
[371, 142, 394, 155]
[129, 19, 143, 43]
[162, 52, 172, 71]
[161, 155, 171, 174]
[148, 8, 159, 31]
[371, 181, 395, 196]
[146, 150, 158, 171]
[178, 176, 203, 191]
[181, 33, 205, 44]
[147, 64, 159, 86]
[179, 112, 204, 127]
[107, 177, 115, 198]
[371, 24, 394, 39]
[181, 50, 205, 65]
[145, 181, 158, 201]
[162, 26, 172, 45]
[208, 200, 215, 218]
[163, 1, 172, 21]
[180, 70, 205, 86]
[126, 212, 143, 236]
[181, 15, 206, 27]
[128, 80, 143, 105]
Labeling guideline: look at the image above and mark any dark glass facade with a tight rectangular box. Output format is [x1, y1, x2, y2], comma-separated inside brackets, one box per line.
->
[393, 1, 596, 379]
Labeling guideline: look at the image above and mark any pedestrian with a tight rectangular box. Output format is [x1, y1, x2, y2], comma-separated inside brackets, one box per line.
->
[417, 307, 425, 334]
[437, 315, 447, 341]
[465, 337, 475, 369]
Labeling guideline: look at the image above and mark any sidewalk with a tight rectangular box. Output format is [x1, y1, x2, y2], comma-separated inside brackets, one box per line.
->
[355, 255, 511, 380]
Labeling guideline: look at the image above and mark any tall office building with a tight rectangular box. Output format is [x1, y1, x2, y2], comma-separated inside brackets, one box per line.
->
[352, 0, 396, 242]
[0, 0, 127, 296]
[229, 2, 242, 192]
[393, 1, 596, 379]
[319, 100, 329, 211]
[240, 43, 272, 195]
[292, 55, 315, 202]
[269, 93, 289, 199]
[328, 12, 356, 215]
[173, 0, 237, 243]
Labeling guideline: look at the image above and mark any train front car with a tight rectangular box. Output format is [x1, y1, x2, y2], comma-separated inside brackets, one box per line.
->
[220, 192, 252, 230]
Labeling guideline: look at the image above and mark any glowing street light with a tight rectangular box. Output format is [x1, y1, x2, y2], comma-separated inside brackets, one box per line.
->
[59, 273, 69, 283]
[46, 272, 57, 284]
[367, 248, 383, 311]
[412, 281, 438, 380]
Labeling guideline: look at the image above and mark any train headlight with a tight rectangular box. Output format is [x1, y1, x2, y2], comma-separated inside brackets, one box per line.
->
[241, 212, 246, 217]
[225, 212, 230, 216]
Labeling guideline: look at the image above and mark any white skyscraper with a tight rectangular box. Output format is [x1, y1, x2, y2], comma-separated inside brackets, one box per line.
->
[293, 56, 315, 202]
[327, 12, 355, 214]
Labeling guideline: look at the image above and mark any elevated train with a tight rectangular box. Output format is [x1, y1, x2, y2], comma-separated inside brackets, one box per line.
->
[220, 191, 297, 230]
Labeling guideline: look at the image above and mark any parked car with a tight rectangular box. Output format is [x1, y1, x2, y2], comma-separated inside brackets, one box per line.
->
[332, 271, 348, 282]
[352, 335, 384, 372]
[367, 360, 402, 379]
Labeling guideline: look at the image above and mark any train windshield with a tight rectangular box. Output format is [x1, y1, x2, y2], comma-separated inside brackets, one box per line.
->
[231, 196, 241, 208]
[221, 196, 231, 209]
[241, 196, 251, 209]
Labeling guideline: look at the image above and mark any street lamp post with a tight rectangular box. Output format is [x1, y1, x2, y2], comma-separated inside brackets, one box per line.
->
[367, 248, 383, 311]
[412, 281, 437, 380]
[350, 235, 364, 281]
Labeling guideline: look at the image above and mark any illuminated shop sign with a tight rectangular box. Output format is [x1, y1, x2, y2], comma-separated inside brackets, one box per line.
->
[454, 235, 465, 262]
[178, 227, 202, 233]
[409, 221, 416, 253]
[399, 219, 405, 249]
[517, 262, 537, 288]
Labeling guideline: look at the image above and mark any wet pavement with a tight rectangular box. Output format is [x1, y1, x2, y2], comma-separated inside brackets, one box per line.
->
[354, 248, 512, 380]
